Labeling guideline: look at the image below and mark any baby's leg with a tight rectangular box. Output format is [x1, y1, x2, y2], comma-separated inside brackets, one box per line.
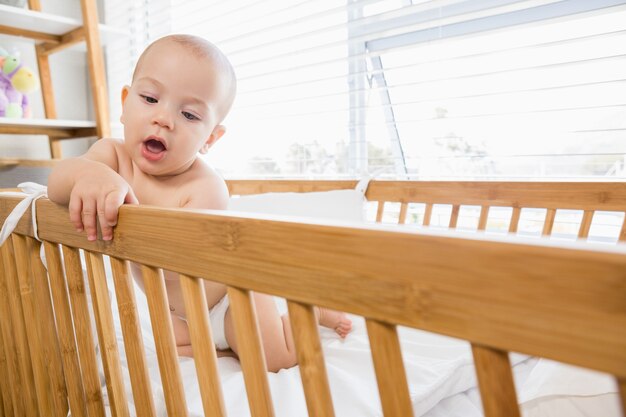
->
[171, 313, 193, 357]
[173, 313, 237, 359]
[224, 293, 297, 372]
[224, 294, 352, 372]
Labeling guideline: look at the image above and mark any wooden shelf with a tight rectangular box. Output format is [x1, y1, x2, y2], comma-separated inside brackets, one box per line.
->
[0, 118, 97, 138]
[0, 158, 59, 168]
[1, 0, 111, 167]
[0, 4, 129, 46]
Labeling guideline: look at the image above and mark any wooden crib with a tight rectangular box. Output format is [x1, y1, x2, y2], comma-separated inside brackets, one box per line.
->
[0, 180, 625, 417]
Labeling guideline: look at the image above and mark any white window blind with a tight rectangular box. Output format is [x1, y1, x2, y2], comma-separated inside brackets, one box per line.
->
[103, 0, 626, 179]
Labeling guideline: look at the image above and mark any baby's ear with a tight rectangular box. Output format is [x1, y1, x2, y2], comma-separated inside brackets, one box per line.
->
[121, 86, 130, 105]
[199, 125, 226, 154]
[119, 86, 130, 124]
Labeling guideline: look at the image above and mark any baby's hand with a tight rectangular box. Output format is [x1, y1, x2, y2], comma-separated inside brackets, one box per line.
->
[69, 173, 138, 241]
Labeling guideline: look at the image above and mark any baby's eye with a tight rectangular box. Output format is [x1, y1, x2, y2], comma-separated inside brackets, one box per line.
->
[182, 111, 199, 121]
[140, 94, 158, 104]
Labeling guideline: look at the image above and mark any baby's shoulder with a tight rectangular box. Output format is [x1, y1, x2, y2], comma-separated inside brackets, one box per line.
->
[92, 137, 124, 149]
[84, 137, 129, 169]
[188, 159, 228, 194]
[179, 159, 229, 209]
[88, 137, 130, 159]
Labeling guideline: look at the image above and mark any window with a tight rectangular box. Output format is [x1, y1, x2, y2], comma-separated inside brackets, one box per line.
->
[103, 0, 626, 179]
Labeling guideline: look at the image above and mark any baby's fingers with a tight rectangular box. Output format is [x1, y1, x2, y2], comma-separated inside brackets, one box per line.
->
[99, 190, 127, 240]
[81, 199, 98, 241]
[103, 190, 126, 226]
[97, 202, 114, 241]
[68, 196, 84, 232]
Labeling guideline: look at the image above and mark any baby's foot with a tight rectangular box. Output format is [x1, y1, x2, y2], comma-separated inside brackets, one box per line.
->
[318, 308, 352, 338]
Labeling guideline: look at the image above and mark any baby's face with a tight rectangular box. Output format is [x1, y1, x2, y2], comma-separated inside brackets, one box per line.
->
[121, 40, 227, 177]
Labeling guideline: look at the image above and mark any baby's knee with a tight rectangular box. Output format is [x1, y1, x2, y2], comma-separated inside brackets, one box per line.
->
[265, 349, 297, 372]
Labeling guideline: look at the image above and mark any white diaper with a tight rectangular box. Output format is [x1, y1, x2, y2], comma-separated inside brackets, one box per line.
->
[209, 295, 230, 350]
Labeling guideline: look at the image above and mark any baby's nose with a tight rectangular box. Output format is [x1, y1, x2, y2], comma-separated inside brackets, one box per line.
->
[152, 109, 174, 129]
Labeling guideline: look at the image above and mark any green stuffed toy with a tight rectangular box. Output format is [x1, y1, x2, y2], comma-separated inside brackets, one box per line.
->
[0, 47, 40, 118]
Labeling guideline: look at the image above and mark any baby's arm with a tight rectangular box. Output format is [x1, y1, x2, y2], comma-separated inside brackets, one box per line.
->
[48, 139, 138, 241]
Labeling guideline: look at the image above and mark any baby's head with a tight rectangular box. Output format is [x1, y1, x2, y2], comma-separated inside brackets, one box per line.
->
[131, 35, 237, 122]
[121, 35, 237, 176]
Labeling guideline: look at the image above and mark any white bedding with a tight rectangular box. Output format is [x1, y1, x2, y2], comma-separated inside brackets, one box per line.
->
[100, 276, 620, 417]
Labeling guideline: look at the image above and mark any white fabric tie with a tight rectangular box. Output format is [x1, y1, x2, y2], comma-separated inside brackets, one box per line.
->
[355, 176, 371, 195]
[0, 182, 48, 245]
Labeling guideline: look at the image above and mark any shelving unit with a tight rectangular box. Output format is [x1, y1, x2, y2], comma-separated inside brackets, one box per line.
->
[0, 0, 127, 167]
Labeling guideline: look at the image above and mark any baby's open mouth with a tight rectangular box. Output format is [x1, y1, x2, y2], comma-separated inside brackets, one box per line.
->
[145, 138, 167, 153]
[142, 137, 167, 161]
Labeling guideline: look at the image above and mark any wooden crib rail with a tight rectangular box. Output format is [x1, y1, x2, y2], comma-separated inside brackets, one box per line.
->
[2, 190, 626, 417]
[228, 180, 626, 241]
[227, 179, 626, 209]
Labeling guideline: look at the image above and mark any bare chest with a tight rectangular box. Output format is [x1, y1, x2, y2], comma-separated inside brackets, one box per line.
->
[128, 173, 191, 208]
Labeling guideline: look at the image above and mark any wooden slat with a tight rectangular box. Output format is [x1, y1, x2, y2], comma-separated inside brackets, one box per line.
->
[472, 345, 521, 417]
[61, 246, 106, 417]
[542, 208, 556, 236]
[227, 180, 358, 196]
[80, 0, 111, 138]
[34, 43, 61, 159]
[11, 236, 50, 416]
[85, 251, 130, 417]
[0, 383, 4, 417]
[39, 27, 86, 55]
[27, 0, 41, 10]
[0, 158, 59, 168]
[34, 46, 57, 122]
[449, 204, 460, 228]
[376, 201, 385, 223]
[423, 203, 433, 226]
[109, 257, 156, 417]
[578, 210, 594, 239]
[478, 205, 490, 231]
[287, 300, 334, 417]
[0, 323, 11, 417]
[227, 286, 274, 417]
[398, 202, 408, 225]
[0, 251, 15, 417]
[0, 238, 31, 416]
[0, 120, 96, 139]
[618, 377, 625, 416]
[509, 207, 521, 233]
[179, 275, 226, 417]
[141, 266, 188, 417]
[0, 25, 60, 43]
[43, 242, 88, 417]
[619, 216, 626, 242]
[27, 238, 67, 417]
[365, 319, 413, 417]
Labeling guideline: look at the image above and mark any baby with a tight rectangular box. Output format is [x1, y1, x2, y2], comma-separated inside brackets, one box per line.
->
[47, 34, 352, 372]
